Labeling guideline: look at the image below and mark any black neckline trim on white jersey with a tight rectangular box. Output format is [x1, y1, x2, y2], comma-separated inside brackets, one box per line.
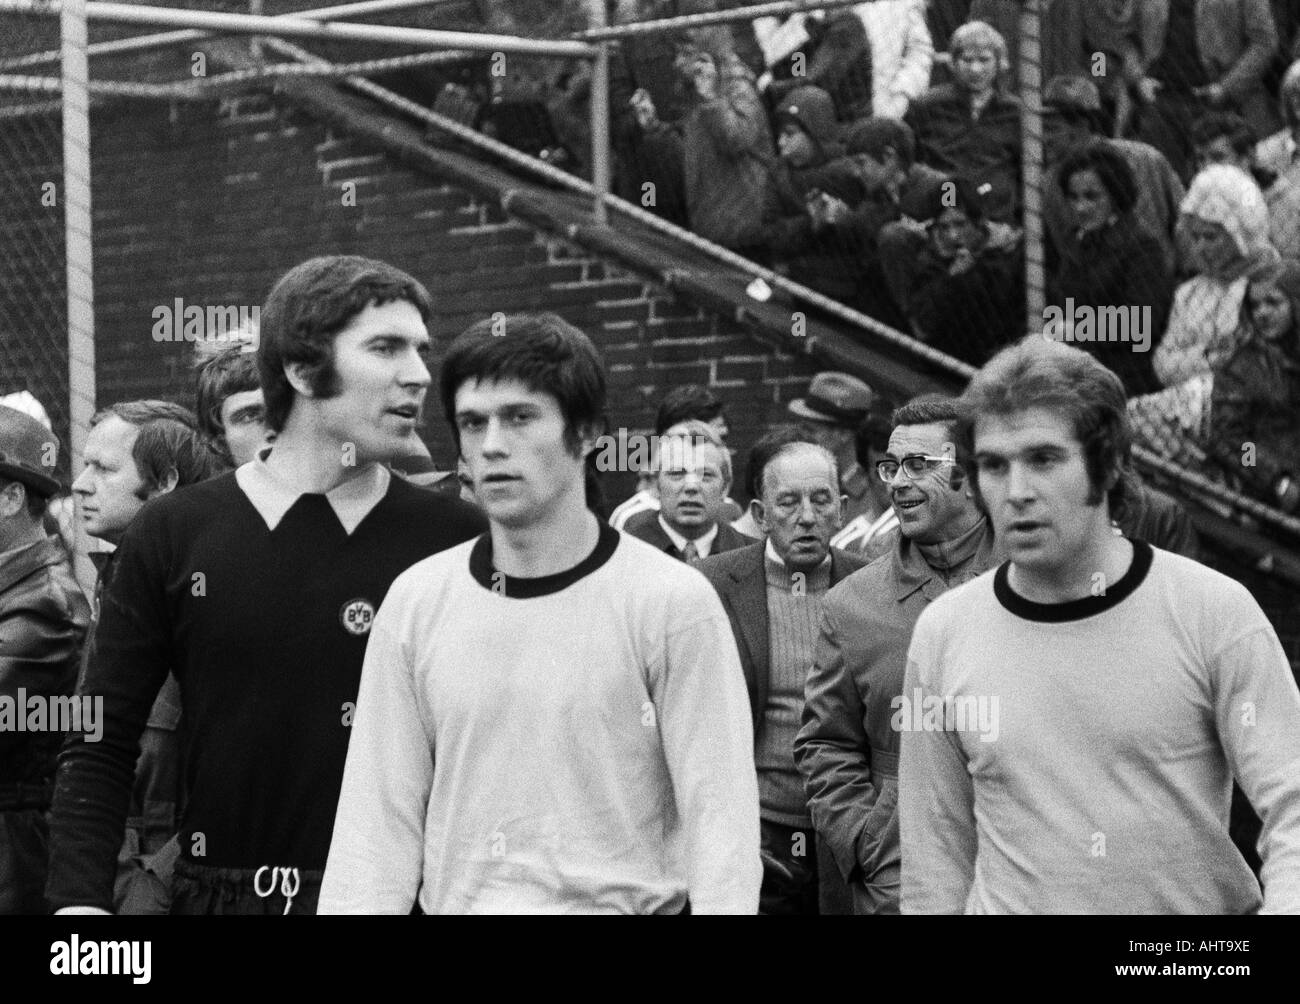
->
[469, 520, 620, 598]
[993, 539, 1153, 623]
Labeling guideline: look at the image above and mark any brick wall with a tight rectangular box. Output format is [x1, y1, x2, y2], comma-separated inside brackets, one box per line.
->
[7, 89, 1298, 664]
[84, 93, 817, 503]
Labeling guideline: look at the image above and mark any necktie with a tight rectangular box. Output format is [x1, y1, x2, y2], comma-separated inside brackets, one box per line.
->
[681, 541, 700, 564]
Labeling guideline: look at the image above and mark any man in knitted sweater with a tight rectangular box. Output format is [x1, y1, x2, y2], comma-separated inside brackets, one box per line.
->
[46, 256, 486, 915]
[900, 336, 1300, 914]
[319, 313, 761, 914]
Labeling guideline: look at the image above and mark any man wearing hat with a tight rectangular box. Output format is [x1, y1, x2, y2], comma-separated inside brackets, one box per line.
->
[0, 405, 91, 913]
[788, 372, 879, 526]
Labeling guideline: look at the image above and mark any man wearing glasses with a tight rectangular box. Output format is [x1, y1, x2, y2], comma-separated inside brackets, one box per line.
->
[795, 395, 994, 914]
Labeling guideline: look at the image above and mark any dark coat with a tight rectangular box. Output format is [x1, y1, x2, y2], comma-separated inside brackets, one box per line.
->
[1209, 332, 1300, 502]
[0, 538, 90, 788]
[695, 542, 867, 735]
[620, 510, 754, 561]
[1119, 484, 1201, 560]
[904, 83, 1023, 222]
[0, 537, 89, 915]
[907, 236, 1026, 366]
[768, 12, 875, 122]
[1046, 214, 1175, 395]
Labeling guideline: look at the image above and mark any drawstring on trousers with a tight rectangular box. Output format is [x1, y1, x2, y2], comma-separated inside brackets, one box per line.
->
[253, 865, 302, 915]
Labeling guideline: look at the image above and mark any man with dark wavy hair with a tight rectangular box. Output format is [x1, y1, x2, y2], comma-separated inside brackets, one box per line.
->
[192, 331, 271, 469]
[47, 256, 485, 915]
[899, 335, 1300, 914]
[320, 312, 760, 914]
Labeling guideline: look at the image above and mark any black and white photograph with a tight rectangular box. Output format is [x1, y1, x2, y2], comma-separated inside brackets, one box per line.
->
[1, 0, 1298, 984]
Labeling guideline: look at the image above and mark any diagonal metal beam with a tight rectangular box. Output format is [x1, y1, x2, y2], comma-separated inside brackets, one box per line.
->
[0, 1, 597, 58]
[1, 0, 466, 69]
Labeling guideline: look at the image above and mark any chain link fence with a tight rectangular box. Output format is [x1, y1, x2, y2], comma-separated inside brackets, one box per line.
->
[2, 0, 1298, 545]
[0, 10, 70, 480]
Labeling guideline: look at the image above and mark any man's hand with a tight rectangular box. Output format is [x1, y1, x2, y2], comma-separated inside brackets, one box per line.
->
[630, 87, 659, 130]
[692, 57, 720, 100]
[1137, 77, 1162, 103]
[1276, 475, 1300, 514]
[1194, 82, 1227, 106]
[948, 248, 976, 276]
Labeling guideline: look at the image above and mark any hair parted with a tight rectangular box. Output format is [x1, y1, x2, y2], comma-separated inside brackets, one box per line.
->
[91, 399, 226, 497]
[257, 255, 433, 433]
[956, 336, 1137, 518]
[439, 311, 607, 456]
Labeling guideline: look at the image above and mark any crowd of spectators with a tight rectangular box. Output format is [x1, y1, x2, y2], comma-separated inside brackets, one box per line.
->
[596, 0, 1300, 518]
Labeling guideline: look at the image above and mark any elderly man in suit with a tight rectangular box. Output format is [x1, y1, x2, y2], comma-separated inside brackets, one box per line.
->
[622, 419, 751, 562]
[697, 433, 866, 914]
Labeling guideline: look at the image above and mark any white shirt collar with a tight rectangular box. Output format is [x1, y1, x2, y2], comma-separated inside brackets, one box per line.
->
[235, 448, 391, 534]
[658, 514, 718, 557]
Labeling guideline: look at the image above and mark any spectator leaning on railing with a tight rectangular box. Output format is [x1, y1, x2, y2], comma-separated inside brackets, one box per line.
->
[1208, 257, 1300, 514]
[1155, 163, 1279, 388]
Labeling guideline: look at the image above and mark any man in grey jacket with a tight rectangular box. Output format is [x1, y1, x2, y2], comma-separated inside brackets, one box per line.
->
[794, 396, 994, 914]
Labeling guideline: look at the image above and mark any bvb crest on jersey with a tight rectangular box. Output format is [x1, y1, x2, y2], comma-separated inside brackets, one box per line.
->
[339, 598, 376, 636]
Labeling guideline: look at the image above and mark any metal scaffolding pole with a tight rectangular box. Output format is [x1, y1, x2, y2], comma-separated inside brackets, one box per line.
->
[577, 0, 865, 40]
[60, 0, 97, 590]
[588, 0, 610, 225]
[1, 0, 465, 70]
[1, 1, 599, 58]
[1019, 0, 1046, 336]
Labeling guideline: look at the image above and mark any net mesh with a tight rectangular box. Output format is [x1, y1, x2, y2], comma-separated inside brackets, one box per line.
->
[0, 10, 70, 480]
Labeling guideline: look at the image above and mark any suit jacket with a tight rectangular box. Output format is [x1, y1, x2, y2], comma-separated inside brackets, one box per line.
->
[695, 542, 867, 734]
[620, 512, 753, 562]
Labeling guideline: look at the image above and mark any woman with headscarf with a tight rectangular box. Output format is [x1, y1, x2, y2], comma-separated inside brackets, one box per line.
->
[1046, 141, 1174, 395]
[1154, 164, 1279, 387]
[1208, 258, 1300, 514]
[1128, 165, 1278, 476]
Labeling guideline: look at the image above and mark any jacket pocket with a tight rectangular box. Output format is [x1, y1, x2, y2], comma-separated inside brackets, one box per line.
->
[855, 776, 901, 884]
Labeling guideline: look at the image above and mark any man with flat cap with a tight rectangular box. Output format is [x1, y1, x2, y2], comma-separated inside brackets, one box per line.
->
[788, 372, 879, 526]
[0, 405, 91, 913]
